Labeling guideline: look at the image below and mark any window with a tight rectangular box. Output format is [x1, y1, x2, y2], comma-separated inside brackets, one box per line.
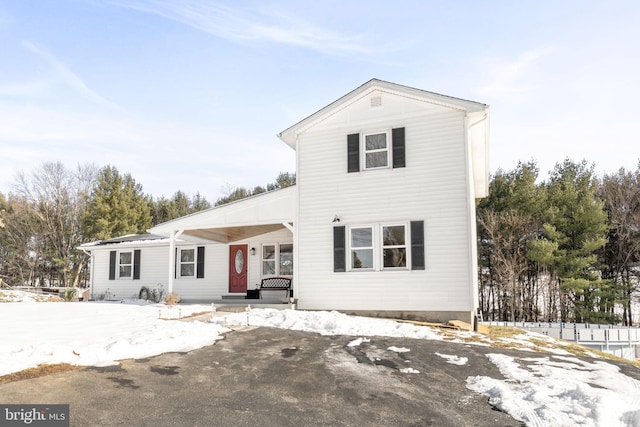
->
[350, 227, 373, 269]
[382, 225, 407, 268]
[118, 251, 133, 279]
[347, 128, 404, 173]
[339, 222, 420, 272]
[280, 243, 293, 275]
[364, 131, 389, 169]
[109, 250, 140, 280]
[262, 245, 276, 275]
[179, 248, 195, 277]
[262, 243, 294, 276]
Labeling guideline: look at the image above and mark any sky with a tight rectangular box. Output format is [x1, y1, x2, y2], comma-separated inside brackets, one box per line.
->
[1, 293, 640, 426]
[1, 1, 639, 202]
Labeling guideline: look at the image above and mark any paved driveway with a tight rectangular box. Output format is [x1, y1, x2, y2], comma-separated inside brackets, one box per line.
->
[0, 326, 525, 426]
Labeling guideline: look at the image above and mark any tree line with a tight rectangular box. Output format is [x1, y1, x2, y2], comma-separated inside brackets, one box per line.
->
[0, 162, 295, 289]
[2, 158, 638, 326]
[478, 159, 640, 325]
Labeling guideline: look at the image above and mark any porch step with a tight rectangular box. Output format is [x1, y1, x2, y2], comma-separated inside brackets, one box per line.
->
[220, 294, 247, 300]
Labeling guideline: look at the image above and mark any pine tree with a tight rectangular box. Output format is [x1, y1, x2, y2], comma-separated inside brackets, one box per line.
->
[82, 166, 152, 240]
[529, 159, 609, 323]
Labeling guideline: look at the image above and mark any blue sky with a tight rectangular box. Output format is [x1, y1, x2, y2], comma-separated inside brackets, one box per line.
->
[1, 1, 639, 202]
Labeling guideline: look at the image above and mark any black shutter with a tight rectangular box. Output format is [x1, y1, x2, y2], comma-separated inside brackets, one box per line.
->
[411, 221, 425, 270]
[392, 127, 405, 168]
[197, 246, 205, 278]
[109, 251, 117, 280]
[333, 226, 346, 272]
[133, 250, 141, 280]
[347, 133, 360, 173]
[175, 248, 178, 279]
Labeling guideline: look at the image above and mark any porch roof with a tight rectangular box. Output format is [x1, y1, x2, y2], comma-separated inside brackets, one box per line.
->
[148, 186, 296, 243]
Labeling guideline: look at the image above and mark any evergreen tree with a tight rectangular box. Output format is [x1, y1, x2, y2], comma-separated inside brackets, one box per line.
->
[528, 159, 610, 322]
[82, 166, 152, 240]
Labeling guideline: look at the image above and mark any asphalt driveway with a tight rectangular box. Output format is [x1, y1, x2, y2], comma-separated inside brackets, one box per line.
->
[0, 326, 528, 426]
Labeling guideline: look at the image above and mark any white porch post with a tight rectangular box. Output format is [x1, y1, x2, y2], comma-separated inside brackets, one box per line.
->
[168, 230, 184, 294]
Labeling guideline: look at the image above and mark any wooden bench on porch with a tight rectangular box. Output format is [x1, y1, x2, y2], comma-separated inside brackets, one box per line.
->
[259, 277, 293, 299]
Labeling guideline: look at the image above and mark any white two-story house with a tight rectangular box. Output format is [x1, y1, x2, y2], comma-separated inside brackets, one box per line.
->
[80, 79, 489, 325]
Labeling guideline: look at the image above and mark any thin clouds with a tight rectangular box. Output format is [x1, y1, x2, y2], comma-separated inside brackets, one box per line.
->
[21, 40, 123, 112]
[114, 0, 379, 55]
[477, 46, 556, 97]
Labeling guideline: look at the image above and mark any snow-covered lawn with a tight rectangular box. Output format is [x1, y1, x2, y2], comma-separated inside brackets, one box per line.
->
[1, 290, 640, 426]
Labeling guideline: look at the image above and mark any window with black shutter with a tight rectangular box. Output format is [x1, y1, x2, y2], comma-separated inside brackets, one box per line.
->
[133, 249, 141, 280]
[109, 251, 116, 280]
[333, 226, 346, 272]
[196, 246, 205, 278]
[347, 134, 360, 173]
[410, 221, 425, 270]
[392, 127, 405, 168]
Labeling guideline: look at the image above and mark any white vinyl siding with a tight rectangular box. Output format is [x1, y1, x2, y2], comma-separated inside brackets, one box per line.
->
[295, 90, 475, 312]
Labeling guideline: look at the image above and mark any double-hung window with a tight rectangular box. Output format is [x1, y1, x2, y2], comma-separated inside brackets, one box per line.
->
[350, 227, 374, 269]
[363, 131, 389, 169]
[334, 221, 423, 272]
[262, 243, 294, 276]
[118, 251, 133, 279]
[382, 225, 407, 268]
[179, 248, 195, 277]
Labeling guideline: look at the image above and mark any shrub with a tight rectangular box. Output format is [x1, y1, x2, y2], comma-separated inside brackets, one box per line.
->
[138, 285, 166, 303]
[63, 288, 77, 302]
[164, 292, 180, 306]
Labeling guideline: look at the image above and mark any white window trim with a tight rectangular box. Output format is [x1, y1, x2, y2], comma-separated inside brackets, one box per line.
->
[348, 225, 375, 271]
[347, 223, 411, 272]
[381, 223, 410, 270]
[178, 247, 196, 278]
[117, 250, 133, 279]
[261, 243, 294, 277]
[362, 129, 391, 170]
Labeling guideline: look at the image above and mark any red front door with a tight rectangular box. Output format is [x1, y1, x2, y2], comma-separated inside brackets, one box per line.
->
[229, 245, 248, 293]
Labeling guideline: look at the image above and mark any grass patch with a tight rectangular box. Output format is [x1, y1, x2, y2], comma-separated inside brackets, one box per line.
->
[0, 363, 81, 384]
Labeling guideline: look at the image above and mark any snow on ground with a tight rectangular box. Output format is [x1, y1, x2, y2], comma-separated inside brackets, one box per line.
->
[467, 354, 640, 427]
[0, 295, 228, 376]
[435, 352, 468, 365]
[2, 290, 640, 426]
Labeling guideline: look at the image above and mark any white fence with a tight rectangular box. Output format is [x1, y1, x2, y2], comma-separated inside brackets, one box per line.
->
[483, 321, 640, 361]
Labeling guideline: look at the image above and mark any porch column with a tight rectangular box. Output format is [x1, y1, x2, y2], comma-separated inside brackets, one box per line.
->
[168, 230, 184, 294]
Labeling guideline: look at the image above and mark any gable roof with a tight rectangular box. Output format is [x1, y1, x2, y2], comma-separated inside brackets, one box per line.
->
[277, 78, 488, 148]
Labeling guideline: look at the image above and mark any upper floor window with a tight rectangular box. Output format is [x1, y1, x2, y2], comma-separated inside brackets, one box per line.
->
[348, 127, 405, 173]
[364, 131, 389, 169]
[119, 251, 133, 279]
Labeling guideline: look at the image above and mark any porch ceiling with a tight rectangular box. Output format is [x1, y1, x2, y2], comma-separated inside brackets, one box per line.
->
[183, 223, 288, 243]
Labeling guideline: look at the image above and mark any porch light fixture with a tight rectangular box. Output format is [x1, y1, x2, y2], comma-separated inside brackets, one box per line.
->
[332, 215, 341, 223]
[250, 247, 256, 255]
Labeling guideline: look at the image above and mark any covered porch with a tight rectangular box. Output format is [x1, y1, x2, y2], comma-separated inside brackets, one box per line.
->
[148, 187, 297, 301]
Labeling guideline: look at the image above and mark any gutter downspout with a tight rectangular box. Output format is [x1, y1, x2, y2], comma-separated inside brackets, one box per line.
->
[81, 248, 94, 300]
